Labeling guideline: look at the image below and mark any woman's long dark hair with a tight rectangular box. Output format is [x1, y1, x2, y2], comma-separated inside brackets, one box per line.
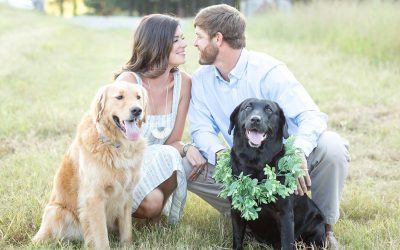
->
[115, 14, 179, 79]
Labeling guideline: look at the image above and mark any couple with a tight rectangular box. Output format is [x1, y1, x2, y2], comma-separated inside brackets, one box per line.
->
[115, 4, 350, 247]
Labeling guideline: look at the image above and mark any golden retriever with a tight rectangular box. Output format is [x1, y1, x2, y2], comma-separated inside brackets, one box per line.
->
[33, 81, 148, 249]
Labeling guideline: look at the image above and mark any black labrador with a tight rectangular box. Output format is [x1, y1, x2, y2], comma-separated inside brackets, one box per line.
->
[227, 98, 326, 250]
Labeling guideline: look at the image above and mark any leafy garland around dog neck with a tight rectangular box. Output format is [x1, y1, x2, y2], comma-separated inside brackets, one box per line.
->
[213, 136, 305, 221]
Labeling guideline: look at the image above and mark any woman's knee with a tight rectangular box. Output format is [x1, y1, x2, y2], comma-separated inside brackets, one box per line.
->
[137, 188, 164, 218]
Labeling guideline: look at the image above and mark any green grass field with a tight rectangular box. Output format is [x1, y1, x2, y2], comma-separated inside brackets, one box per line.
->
[1, 1, 399, 249]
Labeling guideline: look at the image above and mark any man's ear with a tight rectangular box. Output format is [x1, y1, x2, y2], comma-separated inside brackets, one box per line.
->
[228, 101, 243, 135]
[214, 32, 223, 47]
[91, 85, 108, 123]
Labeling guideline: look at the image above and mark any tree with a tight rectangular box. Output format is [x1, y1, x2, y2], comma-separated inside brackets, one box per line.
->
[83, 0, 240, 17]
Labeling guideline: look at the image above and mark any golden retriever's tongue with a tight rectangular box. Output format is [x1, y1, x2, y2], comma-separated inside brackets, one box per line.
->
[247, 131, 265, 146]
[124, 121, 140, 141]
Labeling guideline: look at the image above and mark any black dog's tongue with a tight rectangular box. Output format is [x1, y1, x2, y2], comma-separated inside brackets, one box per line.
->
[247, 130, 266, 146]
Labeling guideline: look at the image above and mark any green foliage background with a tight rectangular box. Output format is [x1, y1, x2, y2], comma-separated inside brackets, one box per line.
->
[1, 1, 399, 249]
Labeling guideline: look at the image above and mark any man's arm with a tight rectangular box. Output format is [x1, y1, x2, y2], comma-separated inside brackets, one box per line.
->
[188, 74, 225, 165]
[262, 64, 327, 156]
[262, 64, 327, 195]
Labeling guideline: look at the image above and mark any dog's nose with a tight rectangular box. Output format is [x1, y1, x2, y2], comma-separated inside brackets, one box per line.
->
[250, 115, 261, 124]
[130, 107, 142, 117]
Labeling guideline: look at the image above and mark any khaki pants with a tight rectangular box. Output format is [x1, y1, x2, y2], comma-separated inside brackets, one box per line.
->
[183, 131, 350, 225]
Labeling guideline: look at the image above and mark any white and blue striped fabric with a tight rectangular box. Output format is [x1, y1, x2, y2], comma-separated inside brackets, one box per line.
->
[129, 71, 187, 224]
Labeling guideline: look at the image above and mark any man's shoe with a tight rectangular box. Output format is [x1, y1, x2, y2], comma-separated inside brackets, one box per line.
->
[325, 231, 339, 250]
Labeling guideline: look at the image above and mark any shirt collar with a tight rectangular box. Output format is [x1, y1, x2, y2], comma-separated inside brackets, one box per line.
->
[229, 48, 248, 80]
[213, 67, 224, 82]
[213, 48, 249, 82]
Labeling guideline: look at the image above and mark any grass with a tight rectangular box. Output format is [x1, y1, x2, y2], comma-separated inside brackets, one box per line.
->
[1, 1, 399, 249]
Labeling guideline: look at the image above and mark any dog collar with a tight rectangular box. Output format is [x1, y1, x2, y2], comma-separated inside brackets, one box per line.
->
[99, 135, 121, 149]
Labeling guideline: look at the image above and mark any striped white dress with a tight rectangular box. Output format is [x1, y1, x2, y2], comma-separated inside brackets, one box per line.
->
[129, 71, 187, 224]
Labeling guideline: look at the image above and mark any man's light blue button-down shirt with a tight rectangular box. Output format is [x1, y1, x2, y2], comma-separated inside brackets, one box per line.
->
[189, 49, 327, 165]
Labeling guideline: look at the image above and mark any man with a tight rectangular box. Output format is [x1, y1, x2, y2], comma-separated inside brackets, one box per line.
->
[183, 4, 349, 248]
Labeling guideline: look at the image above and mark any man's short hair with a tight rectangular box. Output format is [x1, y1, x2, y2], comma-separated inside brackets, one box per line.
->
[194, 4, 246, 49]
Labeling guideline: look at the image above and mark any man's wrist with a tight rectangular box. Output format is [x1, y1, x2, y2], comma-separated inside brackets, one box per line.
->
[215, 149, 226, 163]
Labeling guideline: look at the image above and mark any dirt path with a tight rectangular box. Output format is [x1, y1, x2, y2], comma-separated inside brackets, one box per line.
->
[65, 15, 141, 29]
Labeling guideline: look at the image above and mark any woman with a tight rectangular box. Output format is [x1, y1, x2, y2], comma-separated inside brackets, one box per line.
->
[115, 14, 206, 224]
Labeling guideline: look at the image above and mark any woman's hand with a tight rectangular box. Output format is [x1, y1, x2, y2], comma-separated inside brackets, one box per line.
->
[185, 146, 207, 181]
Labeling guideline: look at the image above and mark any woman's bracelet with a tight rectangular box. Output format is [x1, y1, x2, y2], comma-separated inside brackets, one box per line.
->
[182, 143, 193, 157]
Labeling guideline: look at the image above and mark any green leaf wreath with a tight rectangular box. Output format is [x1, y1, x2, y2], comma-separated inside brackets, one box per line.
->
[213, 136, 305, 221]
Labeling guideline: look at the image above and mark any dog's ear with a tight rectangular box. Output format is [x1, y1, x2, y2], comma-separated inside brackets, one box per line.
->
[283, 120, 289, 139]
[140, 85, 149, 125]
[279, 105, 289, 139]
[91, 85, 108, 123]
[228, 102, 242, 135]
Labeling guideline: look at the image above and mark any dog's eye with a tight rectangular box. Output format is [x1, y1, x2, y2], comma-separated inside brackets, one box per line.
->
[265, 107, 272, 113]
[115, 95, 124, 100]
[136, 95, 141, 100]
[244, 106, 252, 111]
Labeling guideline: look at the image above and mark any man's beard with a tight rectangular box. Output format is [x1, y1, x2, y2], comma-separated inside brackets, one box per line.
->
[198, 43, 219, 65]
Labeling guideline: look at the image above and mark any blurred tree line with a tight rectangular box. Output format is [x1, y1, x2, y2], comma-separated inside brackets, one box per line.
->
[43, 0, 312, 17]
[83, 0, 240, 16]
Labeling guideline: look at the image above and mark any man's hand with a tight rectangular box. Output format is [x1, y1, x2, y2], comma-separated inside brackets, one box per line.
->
[186, 146, 207, 181]
[295, 153, 311, 196]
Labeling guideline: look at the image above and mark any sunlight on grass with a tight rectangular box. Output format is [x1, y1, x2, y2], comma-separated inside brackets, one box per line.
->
[1, 1, 399, 249]
[247, 1, 400, 65]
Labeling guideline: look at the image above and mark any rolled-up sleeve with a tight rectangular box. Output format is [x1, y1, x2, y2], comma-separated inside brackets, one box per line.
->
[189, 74, 225, 165]
[292, 111, 327, 156]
